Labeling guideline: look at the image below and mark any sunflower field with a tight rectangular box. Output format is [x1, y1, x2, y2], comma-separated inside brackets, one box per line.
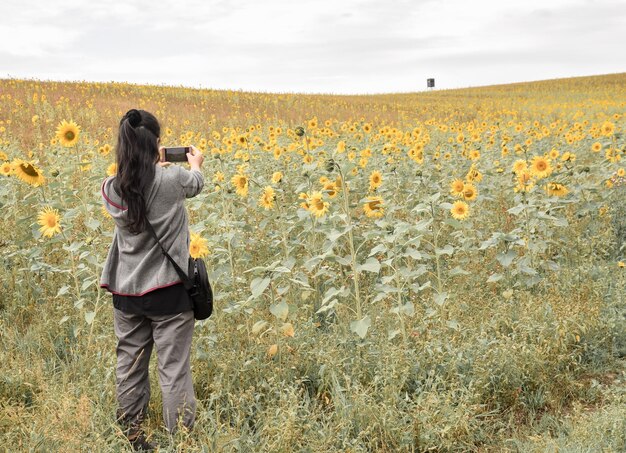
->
[1, 74, 626, 451]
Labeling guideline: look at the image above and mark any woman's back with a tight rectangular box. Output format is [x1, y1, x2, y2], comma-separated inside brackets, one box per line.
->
[100, 164, 204, 296]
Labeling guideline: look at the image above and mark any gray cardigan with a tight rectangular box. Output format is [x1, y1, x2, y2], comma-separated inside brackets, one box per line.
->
[100, 164, 204, 296]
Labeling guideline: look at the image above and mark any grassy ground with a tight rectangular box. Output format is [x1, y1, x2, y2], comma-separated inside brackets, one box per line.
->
[1, 270, 625, 451]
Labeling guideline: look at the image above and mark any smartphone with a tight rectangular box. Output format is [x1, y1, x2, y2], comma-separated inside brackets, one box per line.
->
[161, 146, 190, 162]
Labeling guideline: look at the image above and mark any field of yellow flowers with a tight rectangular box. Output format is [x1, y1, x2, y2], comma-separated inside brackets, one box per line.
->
[1, 74, 625, 451]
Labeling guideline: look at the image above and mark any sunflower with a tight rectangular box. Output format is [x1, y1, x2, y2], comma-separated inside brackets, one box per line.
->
[549, 148, 560, 159]
[529, 156, 552, 179]
[605, 148, 621, 163]
[37, 206, 62, 238]
[469, 149, 480, 160]
[450, 179, 465, 197]
[600, 121, 615, 136]
[0, 161, 12, 176]
[298, 192, 311, 210]
[106, 162, 117, 177]
[303, 154, 313, 165]
[363, 196, 384, 218]
[450, 201, 470, 221]
[0, 151, 8, 160]
[591, 142, 602, 153]
[213, 171, 225, 182]
[98, 144, 112, 156]
[101, 205, 112, 219]
[514, 171, 535, 193]
[544, 182, 569, 197]
[323, 181, 338, 198]
[189, 232, 209, 259]
[369, 170, 383, 191]
[55, 120, 81, 147]
[272, 171, 283, 184]
[465, 165, 482, 183]
[12, 159, 45, 186]
[512, 159, 528, 174]
[307, 191, 329, 218]
[231, 174, 249, 197]
[259, 186, 275, 210]
[462, 183, 478, 201]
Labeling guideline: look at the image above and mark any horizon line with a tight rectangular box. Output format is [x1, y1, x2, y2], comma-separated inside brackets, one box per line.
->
[1, 71, 624, 97]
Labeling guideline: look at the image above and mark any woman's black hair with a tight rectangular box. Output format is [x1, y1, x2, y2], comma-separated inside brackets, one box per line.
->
[114, 109, 161, 234]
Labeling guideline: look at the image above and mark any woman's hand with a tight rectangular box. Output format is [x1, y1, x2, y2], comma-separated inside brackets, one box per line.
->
[157, 146, 172, 167]
[187, 145, 204, 171]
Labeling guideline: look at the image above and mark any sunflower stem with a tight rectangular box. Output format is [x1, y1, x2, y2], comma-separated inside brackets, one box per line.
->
[337, 164, 362, 319]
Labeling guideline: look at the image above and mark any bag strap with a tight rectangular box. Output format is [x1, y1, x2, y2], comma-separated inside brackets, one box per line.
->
[145, 220, 194, 290]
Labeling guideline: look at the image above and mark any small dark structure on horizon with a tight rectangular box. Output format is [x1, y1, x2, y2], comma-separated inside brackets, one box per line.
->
[427, 78, 435, 90]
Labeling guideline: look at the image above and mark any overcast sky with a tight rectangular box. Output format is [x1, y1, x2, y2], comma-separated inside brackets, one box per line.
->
[1, 0, 624, 94]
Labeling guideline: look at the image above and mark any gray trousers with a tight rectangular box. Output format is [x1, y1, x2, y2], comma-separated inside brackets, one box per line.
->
[113, 308, 196, 433]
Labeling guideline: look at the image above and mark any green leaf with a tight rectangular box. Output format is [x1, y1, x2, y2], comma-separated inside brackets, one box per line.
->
[403, 248, 422, 260]
[84, 218, 101, 231]
[487, 273, 503, 283]
[496, 249, 517, 267]
[358, 257, 381, 273]
[56, 285, 70, 297]
[369, 244, 387, 257]
[449, 266, 470, 276]
[433, 292, 448, 306]
[414, 218, 432, 231]
[63, 242, 83, 253]
[435, 245, 454, 256]
[401, 301, 415, 317]
[316, 299, 338, 314]
[81, 279, 95, 292]
[444, 218, 463, 229]
[388, 329, 402, 340]
[269, 300, 289, 321]
[84, 311, 96, 325]
[250, 277, 271, 298]
[350, 315, 371, 339]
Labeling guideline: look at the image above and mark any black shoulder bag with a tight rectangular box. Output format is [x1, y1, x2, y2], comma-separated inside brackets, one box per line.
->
[145, 221, 213, 320]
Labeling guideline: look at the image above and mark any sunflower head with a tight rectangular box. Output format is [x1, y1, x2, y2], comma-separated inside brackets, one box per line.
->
[308, 191, 329, 218]
[363, 196, 384, 219]
[369, 170, 383, 191]
[12, 159, 45, 186]
[544, 182, 569, 197]
[271, 171, 283, 184]
[530, 156, 552, 179]
[450, 179, 465, 197]
[189, 232, 209, 259]
[462, 183, 478, 201]
[450, 201, 470, 221]
[0, 161, 12, 176]
[37, 206, 62, 238]
[55, 120, 81, 147]
[259, 186, 275, 210]
[323, 182, 338, 198]
[231, 174, 249, 197]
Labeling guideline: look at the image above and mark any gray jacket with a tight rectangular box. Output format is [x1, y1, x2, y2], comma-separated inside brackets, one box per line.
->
[100, 164, 204, 296]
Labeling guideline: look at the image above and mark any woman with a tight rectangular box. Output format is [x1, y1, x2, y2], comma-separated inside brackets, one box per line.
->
[100, 109, 204, 450]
